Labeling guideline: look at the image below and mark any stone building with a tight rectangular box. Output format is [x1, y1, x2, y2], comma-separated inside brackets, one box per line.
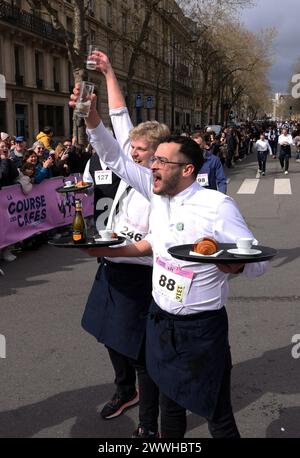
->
[0, 0, 197, 144]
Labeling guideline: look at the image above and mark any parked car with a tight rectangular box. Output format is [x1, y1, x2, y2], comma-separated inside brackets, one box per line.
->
[205, 125, 222, 135]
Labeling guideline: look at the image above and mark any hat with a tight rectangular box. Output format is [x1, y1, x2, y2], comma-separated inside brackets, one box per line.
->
[16, 136, 25, 142]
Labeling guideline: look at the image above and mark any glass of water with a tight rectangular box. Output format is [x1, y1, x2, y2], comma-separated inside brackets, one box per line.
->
[75, 81, 95, 118]
[86, 45, 99, 70]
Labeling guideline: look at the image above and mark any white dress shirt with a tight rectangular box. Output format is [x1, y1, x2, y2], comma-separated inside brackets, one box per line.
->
[104, 108, 152, 266]
[255, 139, 272, 154]
[88, 119, 269, 315]
[278, 134, 294, 146]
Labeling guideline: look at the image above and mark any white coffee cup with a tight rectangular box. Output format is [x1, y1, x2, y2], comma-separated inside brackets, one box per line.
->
[64, 180, 73, 187]
[236, 237, 253, 254]
[98, 229, 114, 240]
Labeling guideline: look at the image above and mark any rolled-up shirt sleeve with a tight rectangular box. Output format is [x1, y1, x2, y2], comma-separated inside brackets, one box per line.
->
[213, 197, 269, 278]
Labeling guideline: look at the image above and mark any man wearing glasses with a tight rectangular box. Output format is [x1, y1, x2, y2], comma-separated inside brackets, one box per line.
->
[9, 136, 26, 169]
[69, 54, 269, 439]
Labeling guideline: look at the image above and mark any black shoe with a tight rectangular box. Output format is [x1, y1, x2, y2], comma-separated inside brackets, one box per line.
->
[100, 390, 139, 419]
[132, 425, 159, 438]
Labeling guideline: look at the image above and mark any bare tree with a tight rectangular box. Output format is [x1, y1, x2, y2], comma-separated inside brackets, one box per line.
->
[26, 0, 89, 142]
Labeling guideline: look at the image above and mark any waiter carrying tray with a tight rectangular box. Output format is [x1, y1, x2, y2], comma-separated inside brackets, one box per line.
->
[69, 74, 269, 438]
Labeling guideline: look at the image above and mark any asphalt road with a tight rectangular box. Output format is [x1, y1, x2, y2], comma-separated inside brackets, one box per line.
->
[0, 150, 300, 438]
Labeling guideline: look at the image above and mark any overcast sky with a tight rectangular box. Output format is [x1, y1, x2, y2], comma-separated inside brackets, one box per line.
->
[240, 0, 300, 94]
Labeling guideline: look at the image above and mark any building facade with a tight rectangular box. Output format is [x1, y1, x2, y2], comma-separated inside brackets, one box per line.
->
[0, 0, 198, 144]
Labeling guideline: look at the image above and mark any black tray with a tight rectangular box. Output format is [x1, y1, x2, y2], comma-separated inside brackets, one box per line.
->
[168, 243, 277, 264]
[56, 184, 92, 194]
[48, 236, 125, 248]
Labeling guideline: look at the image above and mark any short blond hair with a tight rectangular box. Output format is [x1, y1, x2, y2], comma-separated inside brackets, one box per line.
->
[129, 121, 170, 151]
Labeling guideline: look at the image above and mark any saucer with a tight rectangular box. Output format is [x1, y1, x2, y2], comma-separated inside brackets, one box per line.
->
[94, 236, 116, 242]
[227, 248, 262, 256]
[64, 184, 73, 188]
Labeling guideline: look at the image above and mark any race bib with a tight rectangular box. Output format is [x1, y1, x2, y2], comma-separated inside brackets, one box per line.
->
[95, 170, 112, 185]
[120, 225, 144, 242]
[197, 173, 209, 187]
[153, 258, 194, 304]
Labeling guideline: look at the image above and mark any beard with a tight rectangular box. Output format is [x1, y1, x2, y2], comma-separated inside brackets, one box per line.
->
[153, 168, 182, 196]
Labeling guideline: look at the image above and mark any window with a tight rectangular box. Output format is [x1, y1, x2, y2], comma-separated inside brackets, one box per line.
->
[122, 12, 127, 34]
[66, 17, 73, 33]
[68, 62, 74, 92]
[35, 51, 44, 89]
[107, 1, 113, 27]
[14, 45, 25, 86]
[108, 39, 114, 63]
[89, 29, 96, 46]
[88, 0, 95, 17]
[0, 40, 3, 74]
[123, 46, 130, 71]
[53, 57, 61, 92]
[38, 105, 64, 137]
[0, 102, 6, 133]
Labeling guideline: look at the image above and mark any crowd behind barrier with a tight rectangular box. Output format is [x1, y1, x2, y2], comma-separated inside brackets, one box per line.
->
[0, 176, 93, 249]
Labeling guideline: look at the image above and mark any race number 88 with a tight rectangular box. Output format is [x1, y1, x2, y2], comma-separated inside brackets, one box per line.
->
[159, 275, 176, 291]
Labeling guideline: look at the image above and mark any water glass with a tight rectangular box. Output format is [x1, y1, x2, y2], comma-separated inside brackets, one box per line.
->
[86, 45, 100, 70]
[75, 81, 95, 118]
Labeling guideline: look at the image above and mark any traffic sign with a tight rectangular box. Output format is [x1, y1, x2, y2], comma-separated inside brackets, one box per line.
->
[145, 95, 153, 109]
[135, 94, 143, 108]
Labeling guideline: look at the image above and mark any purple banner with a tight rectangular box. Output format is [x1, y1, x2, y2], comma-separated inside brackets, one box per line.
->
[0, 177, 93, 249]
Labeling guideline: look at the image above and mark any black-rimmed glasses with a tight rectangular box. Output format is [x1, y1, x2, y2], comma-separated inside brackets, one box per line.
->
[149, 155, 189, 167]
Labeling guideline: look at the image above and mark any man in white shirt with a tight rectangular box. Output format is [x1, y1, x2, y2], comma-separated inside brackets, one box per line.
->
[255, 133, 272, 177]
[69, 64, 268, 438]
[278, 128, 294, 174]
[80, 58, 170, 437]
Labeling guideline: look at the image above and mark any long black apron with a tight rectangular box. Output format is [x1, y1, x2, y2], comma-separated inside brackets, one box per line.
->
[146, 301, 230, 420]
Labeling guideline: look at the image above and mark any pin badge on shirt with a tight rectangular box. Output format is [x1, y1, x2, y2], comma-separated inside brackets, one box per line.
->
[176, 223, 184, 231]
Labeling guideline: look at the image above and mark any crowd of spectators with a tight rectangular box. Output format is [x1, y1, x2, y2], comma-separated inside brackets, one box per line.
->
[0, 127, 92, 273]
[2, 119, 300, 276]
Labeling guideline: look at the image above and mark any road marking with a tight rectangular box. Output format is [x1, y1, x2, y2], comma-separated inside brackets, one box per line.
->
[274, 179, 291, 195]
[237, 179, 259, 194]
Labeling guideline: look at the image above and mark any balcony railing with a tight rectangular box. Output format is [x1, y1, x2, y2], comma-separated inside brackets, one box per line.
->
[0, 0, 74, 43]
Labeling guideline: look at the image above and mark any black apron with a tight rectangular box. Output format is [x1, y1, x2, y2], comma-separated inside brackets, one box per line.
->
[82, 260, 153, 360]
[146, 301, 230, 420]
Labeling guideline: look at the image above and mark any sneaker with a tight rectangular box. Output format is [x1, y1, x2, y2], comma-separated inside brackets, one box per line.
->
[100, 390, 139, 419]
[261, 172, 265, 176]
[296, 159, 300, 163]
[2, 248, 16, 262]
[284, 170, 289, 175]
[132, 426, 160, 438]
[0, 268, 4, 276]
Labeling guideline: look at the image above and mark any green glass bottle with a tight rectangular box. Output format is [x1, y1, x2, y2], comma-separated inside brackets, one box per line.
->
[72, 199, 87, 244]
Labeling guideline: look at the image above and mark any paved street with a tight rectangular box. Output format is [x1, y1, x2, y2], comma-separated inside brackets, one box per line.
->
[0, 151, 300, 438]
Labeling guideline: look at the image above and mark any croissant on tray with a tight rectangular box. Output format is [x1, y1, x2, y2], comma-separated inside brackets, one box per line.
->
[75, 181, 89, 188]
[193, 237, 219, 255]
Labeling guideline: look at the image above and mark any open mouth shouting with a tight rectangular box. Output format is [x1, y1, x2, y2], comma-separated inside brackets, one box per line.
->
[152, 171, 162, 191]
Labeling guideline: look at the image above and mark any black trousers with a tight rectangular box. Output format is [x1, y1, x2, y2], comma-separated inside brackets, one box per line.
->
[129, 340, 160, 432]
[258, 160, 266, 173]
[107, 346, 136, 395]
[279, 156, 289, 172]
[159, 351, 240, 438]
[108, 343, 160, 432]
